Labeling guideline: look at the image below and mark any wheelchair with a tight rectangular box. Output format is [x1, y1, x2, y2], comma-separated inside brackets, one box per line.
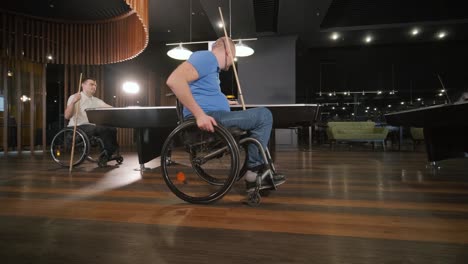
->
[50, 127, 123, 168]
[160, 101, 279, 205]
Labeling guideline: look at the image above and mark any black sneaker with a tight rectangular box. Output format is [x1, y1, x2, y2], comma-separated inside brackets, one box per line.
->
[245, 172, 286, 192]
[272, 172, 286, 184]
[98, 153, 108, 167]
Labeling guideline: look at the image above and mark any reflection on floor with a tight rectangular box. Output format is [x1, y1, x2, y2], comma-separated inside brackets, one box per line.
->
[1, 146, 468, 263]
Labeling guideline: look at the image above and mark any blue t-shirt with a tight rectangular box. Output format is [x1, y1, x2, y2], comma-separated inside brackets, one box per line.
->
[183, 51, 230, 117]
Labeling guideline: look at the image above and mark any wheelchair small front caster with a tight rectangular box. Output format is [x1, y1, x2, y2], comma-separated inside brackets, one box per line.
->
[246, 191, 261, 206]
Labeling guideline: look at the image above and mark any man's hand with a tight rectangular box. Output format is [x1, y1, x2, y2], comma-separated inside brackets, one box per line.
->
[72, 93, 81, 104]
[196, 114, 217, 132]
[228, 100, 239, 105]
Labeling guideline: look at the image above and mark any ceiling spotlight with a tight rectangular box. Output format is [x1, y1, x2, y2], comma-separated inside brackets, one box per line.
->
[437, 31, 447, 39]
[387, 105, 392, 108]
[330, 32, 340, 40]
[417, 98, 422, 101]
[217, 22, 224, 28]
[47, 54, 53, 60]
[364, 36, 373, 43]
[400, 102, 405, 105]
[411, 28, 420, 36]
[7, 70, 13, 77]
[122, 81, 140, 94]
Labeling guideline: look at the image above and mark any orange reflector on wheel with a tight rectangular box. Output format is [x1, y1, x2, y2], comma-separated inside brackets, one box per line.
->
[176, 172, 186, 183]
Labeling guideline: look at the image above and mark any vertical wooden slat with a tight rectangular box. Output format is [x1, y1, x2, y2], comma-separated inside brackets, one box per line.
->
[87, 24, 90, 65]
[50, 22, 55, 62]
[37, 19, 41, 61]
[46, 22, 50, 60]
[56, 23, 65, 64]
[16, 61, 22, 153]
[91, 24, 97, 64]
[105, 22, 109, 64]
[41, 21, 45, 62]
[2, 60, 8, 152]
[14, 16, 18, 59]
[97, 24, 100, 65]
[70, 24, 74, 65]
[2, 13, 6, 57]
[82, 24, 85, 65]
[42, 63, 46, 152]
[100, 66, 105, 100]
[80, 24, 83, 65]
[64, 65, 68, 112]
[36, 19, 40, 62]
[65, 23, 69, 65]
[24, 18, 29, 59]
[29, 63, 34, 153]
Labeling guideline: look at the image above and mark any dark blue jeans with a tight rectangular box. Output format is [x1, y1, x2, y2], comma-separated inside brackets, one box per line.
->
[77, 124, 119, 156]
[208, 107, 273, 168]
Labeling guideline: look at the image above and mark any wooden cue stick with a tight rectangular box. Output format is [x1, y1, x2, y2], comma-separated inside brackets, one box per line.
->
[218, 7, 246, 110]
[69, 73, 83, 172]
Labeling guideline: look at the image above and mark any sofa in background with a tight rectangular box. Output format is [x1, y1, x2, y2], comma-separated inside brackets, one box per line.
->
[326, 121, 389, 151]
[410, 127, 424, 151]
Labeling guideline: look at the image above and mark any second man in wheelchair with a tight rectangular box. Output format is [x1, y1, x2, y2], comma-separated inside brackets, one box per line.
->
[166, 37, 286, 191]
[64, 77, 119, 161]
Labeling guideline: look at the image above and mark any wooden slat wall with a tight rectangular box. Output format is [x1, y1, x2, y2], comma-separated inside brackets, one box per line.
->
[1, 60, 7, 152]
[0, 0, 149, 151]
[0, 0, 149, 65]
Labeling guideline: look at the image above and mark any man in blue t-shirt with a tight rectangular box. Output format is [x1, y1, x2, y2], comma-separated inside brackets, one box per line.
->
[166, 37, 285, 191]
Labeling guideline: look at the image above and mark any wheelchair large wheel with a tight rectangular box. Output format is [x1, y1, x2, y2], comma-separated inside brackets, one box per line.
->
[161, 120, 240, 204]
[50, 128, 90, 167]
[192, 142, 248, 185]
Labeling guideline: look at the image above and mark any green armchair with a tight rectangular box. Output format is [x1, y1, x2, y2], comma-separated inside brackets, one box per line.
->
[326, 121, 389, 151]
[410, 127, 424, 151]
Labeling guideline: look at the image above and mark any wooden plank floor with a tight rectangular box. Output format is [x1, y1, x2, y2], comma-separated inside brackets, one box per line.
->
[1, 146, 468, 264]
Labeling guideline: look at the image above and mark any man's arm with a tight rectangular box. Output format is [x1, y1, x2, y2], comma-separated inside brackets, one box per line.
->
[166, 62, 218, 132]
[64, 93, 81, 120]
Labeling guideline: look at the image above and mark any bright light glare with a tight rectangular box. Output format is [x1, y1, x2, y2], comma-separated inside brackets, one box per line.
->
[330, 32, 340, 40]
[437, 31, 447, 39]
[123, 82, 140, 94]
[411, 28, 420, 36]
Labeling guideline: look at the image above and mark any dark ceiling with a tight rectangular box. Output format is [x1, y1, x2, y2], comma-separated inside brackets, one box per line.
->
[1, 0, 468, 48]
